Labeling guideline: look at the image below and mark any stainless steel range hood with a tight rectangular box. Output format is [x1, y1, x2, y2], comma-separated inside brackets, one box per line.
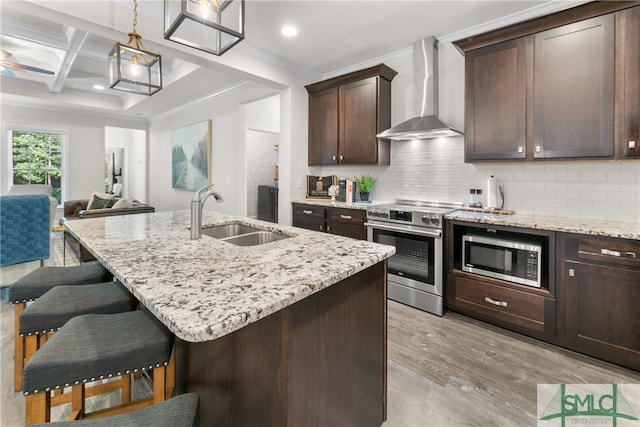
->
[377, 37, 463, 141]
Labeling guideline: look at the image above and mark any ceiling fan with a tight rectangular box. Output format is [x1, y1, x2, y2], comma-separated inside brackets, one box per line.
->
[1, 49, 55, 77]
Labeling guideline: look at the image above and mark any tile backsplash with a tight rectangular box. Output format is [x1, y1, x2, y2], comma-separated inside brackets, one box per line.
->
[313, 136, 640, 223]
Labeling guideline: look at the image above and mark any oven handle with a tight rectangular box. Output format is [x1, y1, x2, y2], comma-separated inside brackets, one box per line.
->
[364, 222, 442, 238]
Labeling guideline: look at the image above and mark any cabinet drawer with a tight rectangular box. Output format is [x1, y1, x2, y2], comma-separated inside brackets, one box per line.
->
[565, 236, 640, 269]
[326, 208, 365, 226]
[292, 204, 324, 220]
[452, 275, 546, 333]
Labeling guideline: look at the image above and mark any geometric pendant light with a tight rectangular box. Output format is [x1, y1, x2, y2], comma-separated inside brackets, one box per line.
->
[164, 0, 244, 56]
[108, 0, 162, 96]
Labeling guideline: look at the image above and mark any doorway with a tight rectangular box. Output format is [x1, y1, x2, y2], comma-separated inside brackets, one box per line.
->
[246, 129, 279, 221]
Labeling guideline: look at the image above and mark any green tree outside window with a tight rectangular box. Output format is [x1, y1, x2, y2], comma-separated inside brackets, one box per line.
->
[12, 131, 63, 204]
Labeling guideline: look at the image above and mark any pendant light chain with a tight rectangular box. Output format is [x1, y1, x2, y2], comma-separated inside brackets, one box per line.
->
[132, 0, 138, 34]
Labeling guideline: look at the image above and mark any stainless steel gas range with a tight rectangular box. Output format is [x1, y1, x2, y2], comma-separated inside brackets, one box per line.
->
[365, 200, 462, 315]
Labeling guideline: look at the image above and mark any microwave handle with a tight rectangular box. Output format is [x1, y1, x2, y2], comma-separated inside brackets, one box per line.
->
[504, 250, 512, 272]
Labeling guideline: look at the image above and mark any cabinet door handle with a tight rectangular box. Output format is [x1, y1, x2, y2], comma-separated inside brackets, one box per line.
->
[320, 224, 324, 231]
[600, 248, 621, 257]
[599, 248, 637, 259]
[484, 297, 507, 307]
[339, 155, 344, 160]
[340, 215, 352, 220]
[326, 225, 331, 232]
[303, 210, 313, 215]
[568, 268, 575, 277]
[332, 155, 336, 161]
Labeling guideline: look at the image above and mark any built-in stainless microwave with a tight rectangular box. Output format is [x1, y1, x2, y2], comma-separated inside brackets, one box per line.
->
[462, 234, 542, 288]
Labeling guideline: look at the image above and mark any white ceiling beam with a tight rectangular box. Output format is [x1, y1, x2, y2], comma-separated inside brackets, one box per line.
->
[48, 27, 88, 93]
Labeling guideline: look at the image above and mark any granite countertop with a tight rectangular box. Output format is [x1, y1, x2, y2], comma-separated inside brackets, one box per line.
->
[292, 199, 390, 210]
[64, 210, 395, 343]
[446, 210, 640, 240]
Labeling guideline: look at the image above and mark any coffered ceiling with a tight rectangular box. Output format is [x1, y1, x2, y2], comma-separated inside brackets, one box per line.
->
[0, 0, 586, 121]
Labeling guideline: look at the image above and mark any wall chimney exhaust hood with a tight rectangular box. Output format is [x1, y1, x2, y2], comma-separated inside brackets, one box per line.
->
[377, 37, 463, 141]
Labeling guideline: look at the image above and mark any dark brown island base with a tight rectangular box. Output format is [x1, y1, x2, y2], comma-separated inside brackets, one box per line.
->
[176, 262, 387, 426]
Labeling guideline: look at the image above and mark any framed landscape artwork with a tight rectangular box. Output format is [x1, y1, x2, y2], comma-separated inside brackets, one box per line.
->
[172, 120, 212, 191]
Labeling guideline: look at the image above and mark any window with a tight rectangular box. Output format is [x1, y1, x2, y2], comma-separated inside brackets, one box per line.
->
[10, 130, 64, 204]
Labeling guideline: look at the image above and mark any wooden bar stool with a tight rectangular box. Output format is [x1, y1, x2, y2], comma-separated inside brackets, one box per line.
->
[31, 393, 199, 427]
[9, 262, 113, 392]
[19, 281, 139, 405]
[23, 309, 175, 425]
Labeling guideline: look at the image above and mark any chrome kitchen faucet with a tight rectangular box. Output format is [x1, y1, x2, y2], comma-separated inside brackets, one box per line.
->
[190, 184, 225, 240]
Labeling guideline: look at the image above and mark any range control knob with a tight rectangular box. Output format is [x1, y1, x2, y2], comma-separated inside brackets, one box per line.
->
[430, 215, 440, 226]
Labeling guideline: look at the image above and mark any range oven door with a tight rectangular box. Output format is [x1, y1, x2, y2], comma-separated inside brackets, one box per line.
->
[366, 222, 443, 298]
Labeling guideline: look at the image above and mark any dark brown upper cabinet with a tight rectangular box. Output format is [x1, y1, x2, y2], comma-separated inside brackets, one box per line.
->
[305, 64, 397, 166]
[533, 15, 615, 158]
[454, 1, 639, 162]
[617, 5, 640, 157]
[464, 38, 528, 160]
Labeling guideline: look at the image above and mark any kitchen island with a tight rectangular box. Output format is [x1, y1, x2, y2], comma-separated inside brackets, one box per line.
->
[64, 210, 395, 426]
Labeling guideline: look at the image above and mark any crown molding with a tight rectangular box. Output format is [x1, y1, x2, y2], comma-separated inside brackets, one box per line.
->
[150, 79, 255, 121]
[0, 96, 148, 124]
[321, 0, 590, 78]
[235, 42, 323, 82]
[438, 0, 589, 44]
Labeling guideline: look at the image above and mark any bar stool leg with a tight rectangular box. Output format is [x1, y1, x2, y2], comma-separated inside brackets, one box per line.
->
[24, 335, 40, 362]
[153, 367, 166, 405]
[165, 345, 176, 400]
[69, 384, 85, 421]
[25, 392, 50, 425]
[14, 302, 26, 392]
[121, 374, 131, 404]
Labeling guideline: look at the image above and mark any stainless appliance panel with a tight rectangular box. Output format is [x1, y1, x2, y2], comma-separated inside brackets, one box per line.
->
[388, 281, 443, 316]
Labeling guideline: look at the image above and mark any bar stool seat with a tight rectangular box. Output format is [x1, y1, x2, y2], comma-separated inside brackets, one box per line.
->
[19, 281, 139, 407]
[9, 262, 112, 304]
[23, 310, 175, 424]
[19, 281, 137, 336]
[10, 262, 113, 392]
[32, 393, 199, 427]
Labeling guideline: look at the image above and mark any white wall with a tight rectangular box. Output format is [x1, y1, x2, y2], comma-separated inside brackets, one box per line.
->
[1, 104, 147, 201]
[105, 127, 148, 203]
[147, 85, 279, 214]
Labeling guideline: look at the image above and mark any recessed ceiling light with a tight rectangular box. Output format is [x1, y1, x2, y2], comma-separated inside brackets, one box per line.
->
[93, 84, 105, 90]
[281, 25, 297, 37]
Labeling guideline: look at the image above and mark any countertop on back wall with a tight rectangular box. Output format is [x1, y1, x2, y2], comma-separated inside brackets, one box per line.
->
[446, 210, 640, 240]
[291, 199, 391, 210]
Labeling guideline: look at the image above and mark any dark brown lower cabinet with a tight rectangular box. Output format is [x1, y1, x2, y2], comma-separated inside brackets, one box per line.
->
[559, 234, 640, 371]
[292, 203, 367, 240]
[326, 207, 367, 240]
[292, 203, 325, 232]
[445, 221, 557, 342]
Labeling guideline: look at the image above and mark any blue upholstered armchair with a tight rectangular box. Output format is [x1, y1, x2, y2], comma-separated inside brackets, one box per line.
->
[0, 194, 51, 267]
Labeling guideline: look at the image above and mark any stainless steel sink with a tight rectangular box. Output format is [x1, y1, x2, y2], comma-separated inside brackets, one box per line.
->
[222, 231, 290, 246]
[201, 224, 262, 239]
[201, 223, 291, 246]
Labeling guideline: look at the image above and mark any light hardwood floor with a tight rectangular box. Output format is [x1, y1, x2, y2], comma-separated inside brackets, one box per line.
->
[2, 233, 639, 426]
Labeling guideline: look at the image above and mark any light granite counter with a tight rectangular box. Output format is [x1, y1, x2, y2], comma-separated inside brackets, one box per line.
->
[292, 198, 391, 210]
[446, 210, 640, 240]
[64, 210, 395, 343]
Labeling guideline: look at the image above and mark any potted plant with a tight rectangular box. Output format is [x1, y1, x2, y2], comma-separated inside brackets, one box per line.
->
[354, 174, 377, 202]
